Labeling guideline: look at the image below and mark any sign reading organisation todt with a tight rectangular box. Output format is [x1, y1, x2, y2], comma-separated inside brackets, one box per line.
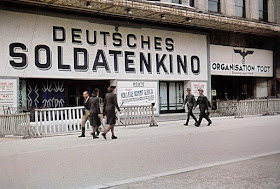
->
[210, 45, 273, 77]
[0, 10, 208, 81]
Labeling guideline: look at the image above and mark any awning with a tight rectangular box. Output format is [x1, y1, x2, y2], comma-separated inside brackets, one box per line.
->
[5, 0, 280, 37]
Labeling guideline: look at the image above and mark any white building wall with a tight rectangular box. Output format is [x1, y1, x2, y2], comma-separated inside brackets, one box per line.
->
[196, 0, 208, 12]
[222, 0, 235, 17]
[248, 0, 259, 20]
[268, 0, 275, 22]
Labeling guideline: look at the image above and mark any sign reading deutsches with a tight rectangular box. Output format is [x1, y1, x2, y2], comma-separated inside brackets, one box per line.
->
[210, 45, 273, 77]
[0, 10, 208, 82]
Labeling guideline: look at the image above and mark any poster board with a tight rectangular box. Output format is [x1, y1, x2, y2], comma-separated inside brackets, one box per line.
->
[0, 78, 18, 114]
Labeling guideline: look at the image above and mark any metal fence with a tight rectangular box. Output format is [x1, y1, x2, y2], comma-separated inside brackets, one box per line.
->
[216, 99, 280, 118]
[0, 113, 34, 138]
[34, 104, 157, 136]
[34, 106, 91, 136]
[121, 105, 157, 126]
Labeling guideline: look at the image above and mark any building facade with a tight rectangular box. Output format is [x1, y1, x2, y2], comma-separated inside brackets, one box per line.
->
[0, 0, 279, 114]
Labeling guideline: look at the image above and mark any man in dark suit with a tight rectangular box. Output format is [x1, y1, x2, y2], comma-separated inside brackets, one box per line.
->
[195, 88, 212, 127]
[182, 88, 198, 126]
[90, 89, 101, 139]
[102, 86, 121, 140]
[79, 91, 91, 137]
[91, 88, 101, 137]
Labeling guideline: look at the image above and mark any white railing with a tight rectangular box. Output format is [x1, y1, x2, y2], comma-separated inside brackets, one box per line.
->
[216, 98, 280, 118]
[0, 113, 34, 138]
[268, 99, 280, 113]
[121, 105, 155, 125]
[34, 104, 158, 136]
[34, 106, 91, 136]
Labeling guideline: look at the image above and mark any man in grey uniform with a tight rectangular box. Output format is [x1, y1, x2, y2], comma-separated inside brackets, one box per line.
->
[182, 88, 198, 126]
[195, 88, 212, 127]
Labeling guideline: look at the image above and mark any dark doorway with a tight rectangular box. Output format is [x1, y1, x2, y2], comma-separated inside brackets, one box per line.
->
[65, 80, 110, 107]
[211, 76, 255, 100]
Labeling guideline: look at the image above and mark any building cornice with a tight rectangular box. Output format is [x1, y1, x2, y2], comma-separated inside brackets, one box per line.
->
[4, 0, 280, 37]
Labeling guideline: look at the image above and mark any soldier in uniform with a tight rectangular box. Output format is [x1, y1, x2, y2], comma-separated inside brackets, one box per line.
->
[195, 88, 212, 127]
[79, 91, 92, 137]
[89, 89, 101, 139]
[182, 88, 198, 126]
[102, 86, 121, 140]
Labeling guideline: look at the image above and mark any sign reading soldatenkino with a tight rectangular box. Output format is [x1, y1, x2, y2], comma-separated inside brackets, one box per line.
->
[0, 10, 208, 81]
[210, 45, 273, 77]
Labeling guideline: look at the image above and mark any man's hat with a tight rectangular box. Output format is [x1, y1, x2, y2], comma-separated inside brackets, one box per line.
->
[186, 88, 191, 91]
[109, 86, 116, 89]
[198, 88, 204, 91]
[92, 89, 98, 96]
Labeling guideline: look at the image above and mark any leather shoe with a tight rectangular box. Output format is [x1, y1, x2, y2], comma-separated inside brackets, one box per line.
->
[101, 133, 107, 139]
[112, 136, 118, 140]
[92, 135, 99, 139]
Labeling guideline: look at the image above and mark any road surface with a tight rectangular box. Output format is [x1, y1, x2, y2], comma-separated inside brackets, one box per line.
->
[0, 115, 280, 189]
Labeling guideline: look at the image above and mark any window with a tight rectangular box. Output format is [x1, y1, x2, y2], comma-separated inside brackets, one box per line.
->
[235, 0, 246, 18]
[190, 0, 195, 7]
[259, 0, 268, 21]
[172, 0, 182, 4]
[208, 0, 220, 12]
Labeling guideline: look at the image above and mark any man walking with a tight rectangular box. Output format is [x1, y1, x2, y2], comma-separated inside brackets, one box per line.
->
[195, 88, 212, 127]
[182, 88, 198, 126]
[92, 88, 101, 137]
[90, 89, 101, 139]
[79, 91, 91, 137]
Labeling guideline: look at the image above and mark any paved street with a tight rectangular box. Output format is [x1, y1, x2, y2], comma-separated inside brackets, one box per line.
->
[111, 153, 280, 189]
[0, 115, 280, 189]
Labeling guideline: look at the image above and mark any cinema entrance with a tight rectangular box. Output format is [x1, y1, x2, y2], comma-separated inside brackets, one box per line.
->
[19, 79, 110, 110]
[159, 81, 184, 113]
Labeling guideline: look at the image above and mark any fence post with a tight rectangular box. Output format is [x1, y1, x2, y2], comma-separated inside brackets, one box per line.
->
[234, 101, 243, 118]
[149, 103, 158, 127]
[265, 97, 273, 115]
[34, 110, 41, 136]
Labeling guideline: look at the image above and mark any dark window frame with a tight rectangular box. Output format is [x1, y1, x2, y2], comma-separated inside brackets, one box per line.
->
[235, 0, 246, 18]
[259, 0, 268, 22]
[171, 0, 182, 4]
[208, 0, 221, 13]
[190, 0, 195, 7]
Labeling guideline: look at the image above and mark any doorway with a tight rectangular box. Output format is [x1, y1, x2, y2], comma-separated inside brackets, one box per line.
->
[66, 80, 110, 106]
[159, 81, 184, 113]
[211, 76, 254, 100]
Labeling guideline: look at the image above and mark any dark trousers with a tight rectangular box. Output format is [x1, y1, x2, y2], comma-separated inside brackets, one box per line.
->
[197, 109, 212, 125]
[186, 106, 197, 124]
